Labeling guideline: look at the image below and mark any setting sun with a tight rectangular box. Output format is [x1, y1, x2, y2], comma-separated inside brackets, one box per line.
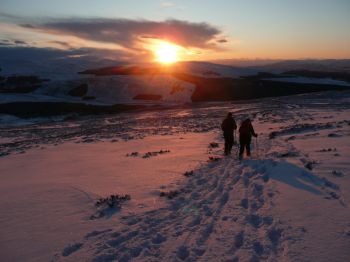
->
[154, 41, 180, 64]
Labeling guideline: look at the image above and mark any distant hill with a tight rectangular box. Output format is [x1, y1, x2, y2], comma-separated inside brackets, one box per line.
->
[253, 59, 350, 73]
[1, 48, 350, 117]
[79, 62, 350, 102]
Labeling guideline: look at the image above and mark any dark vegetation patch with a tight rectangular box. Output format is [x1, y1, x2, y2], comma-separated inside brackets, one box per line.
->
[317, 148, 337, 152]
[183, 170, 194, 177]
[126, 150, 170, 158]
[95, 194, 131, 208]
[208, 156, 221, 162]
[133, 94, 162, 101]
[160, 190, 180, 199]
[209, 142, 219, 148]
[91, 194, 131, 219]
[126, 152, 139, 157]
[332, 170, 344, 177]
[142, 150, 170, 158]
[328, 133, 342, 138]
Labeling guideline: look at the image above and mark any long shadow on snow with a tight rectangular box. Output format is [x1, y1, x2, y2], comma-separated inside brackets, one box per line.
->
[244, 159, 323, 195]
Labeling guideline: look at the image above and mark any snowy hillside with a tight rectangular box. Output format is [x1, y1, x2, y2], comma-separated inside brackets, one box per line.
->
[34, 75, 195, 104]
[1, 90, 349, 261]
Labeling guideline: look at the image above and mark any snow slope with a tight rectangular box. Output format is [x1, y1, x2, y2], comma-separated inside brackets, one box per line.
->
[35, 75, 195, 104]
[0, 90, 350, 261]
[0, 133, 214, 262]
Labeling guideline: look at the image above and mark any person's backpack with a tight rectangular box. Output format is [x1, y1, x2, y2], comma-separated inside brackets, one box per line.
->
[239, 120, 251, 135]
[221, 118, 228, 131]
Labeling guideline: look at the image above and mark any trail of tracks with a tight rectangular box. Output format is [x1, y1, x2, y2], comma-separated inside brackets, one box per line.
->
[58, 138, 296, 262]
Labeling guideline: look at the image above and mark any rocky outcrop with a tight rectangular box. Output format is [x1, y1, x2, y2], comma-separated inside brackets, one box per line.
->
[0, 75, 46, 93]
[172, 73, 350, 102]
[67, 83, 88, 97]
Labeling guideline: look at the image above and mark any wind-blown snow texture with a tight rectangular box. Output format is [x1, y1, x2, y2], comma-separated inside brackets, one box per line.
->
[0, 91, 350, 262]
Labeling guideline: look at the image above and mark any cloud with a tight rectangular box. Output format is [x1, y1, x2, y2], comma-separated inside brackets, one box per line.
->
[0, 12, 20, 21]
[217, 38, 228, 43]
[14, 40, 27, 44]
[20, 18, 225, 51]
[0, 46, 135, 64]
[0, 46, 86, 60]
[161, 1, 175, 8]
[0, 38, 29, 47]
[48, 40, 73, 49]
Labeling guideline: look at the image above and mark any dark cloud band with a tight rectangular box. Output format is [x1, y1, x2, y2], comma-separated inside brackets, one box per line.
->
[21, 18, 225, 50]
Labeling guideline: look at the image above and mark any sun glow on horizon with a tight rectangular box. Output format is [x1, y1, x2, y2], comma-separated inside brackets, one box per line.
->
[153, 41, 180, 64]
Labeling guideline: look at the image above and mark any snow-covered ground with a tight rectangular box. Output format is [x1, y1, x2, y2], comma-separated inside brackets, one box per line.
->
[0, 91, 350, 261]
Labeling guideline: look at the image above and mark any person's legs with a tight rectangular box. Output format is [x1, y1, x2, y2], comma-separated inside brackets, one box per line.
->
[246, 138, 251, 156]
[246, 143, 251, 157]
[228, 141, 233, 154]
[224, 134, 229, 155]
[224, 133, 233, 155]
[239, 137, 245, 159]
[227, 135, 233, 155]
[224, 139, 229, 155]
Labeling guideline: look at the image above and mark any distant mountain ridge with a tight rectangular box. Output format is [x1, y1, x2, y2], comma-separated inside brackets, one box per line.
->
[1, 49, 350, 117]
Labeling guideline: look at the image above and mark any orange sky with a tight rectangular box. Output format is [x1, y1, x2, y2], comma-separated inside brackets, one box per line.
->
[1, 0, 350, 61]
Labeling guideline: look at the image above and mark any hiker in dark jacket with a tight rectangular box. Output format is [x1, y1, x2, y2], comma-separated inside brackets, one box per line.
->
[239, 118, 257, 159]
[221, 112, 237, 155]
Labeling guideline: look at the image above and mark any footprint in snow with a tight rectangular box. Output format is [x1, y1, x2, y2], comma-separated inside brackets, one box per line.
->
[252, 183, 264, 197]
[151, 233, 167, 244]
[192, 247, 206, 256]
[129, 247, 142, 258]
[90, 253, 116, 262]
[234, 231, 244, 248]
[268, 228, 283, 245]
[177, 245, 190, 260]
[262, 174, 269, 182]
[263, 216, 274, 226]
[253, 241, 264, 256]
[247, 214, 263, 228]
[240, 198, 249, 209]
[188, 215, 201, 227]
